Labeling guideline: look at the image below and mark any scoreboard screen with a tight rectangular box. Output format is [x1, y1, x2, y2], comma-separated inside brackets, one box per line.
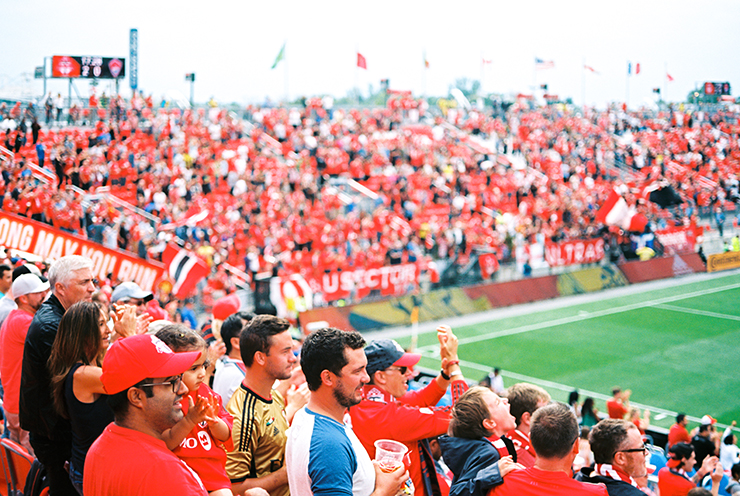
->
[51, 56, 125, 79]
[703, 81, 731, 96]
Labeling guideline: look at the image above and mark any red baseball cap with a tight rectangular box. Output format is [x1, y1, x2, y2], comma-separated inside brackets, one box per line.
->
[101, 334, 201, 394]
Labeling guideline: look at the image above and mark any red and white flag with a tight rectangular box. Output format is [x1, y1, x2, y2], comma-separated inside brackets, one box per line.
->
[162, 244, 210, 298]
[357, 52, 367, 70]
[584, 64, 599, 74]
[595, 189, 648, 232]
[666, 73, 674, 82]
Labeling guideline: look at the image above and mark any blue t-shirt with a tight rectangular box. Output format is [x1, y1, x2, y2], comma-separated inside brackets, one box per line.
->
[286, 407, 375, 496]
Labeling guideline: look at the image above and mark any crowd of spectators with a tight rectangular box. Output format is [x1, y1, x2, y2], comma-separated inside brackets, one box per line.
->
[2, 95, 740, 307]
[0, 251, 737, 496]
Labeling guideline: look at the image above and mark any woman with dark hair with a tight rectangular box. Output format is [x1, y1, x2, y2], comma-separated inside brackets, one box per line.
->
[580, 397, 599, 428]
[658, 442, 721, 496]
[49, 301, 136, 494]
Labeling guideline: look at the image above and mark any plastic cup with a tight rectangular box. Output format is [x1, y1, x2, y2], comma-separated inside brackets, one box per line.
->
[374, 439, 407, 473]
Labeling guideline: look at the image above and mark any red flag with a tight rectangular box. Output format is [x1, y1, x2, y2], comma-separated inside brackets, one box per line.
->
[667, 73, 674, 82]
[162, 244, 210, 298]
[595, 189, 647, 232]
[635, 63, 641, 75]
[482, 58, 492, 65]
[357, 52, 367, 69]
[584, 65, 598, 74]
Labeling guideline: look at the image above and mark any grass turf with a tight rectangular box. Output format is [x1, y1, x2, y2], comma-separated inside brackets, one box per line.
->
[400, 272, 740, 431]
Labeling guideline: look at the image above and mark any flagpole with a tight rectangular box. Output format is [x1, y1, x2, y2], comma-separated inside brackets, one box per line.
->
[480, 51, 485, 97]
[581, 57, 586, 109]
[355, 45, 359, 106]
[422, 49, 427, 99]
[663, 62, 667, 104]
[626, 61, 630, 110]
[284, 42, 289, 104]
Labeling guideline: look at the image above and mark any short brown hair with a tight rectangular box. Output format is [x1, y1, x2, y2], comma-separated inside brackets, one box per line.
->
[449, 387, 492, 440]
[589, 419, 635, 464]
[530, 402, 579, 460]
[505, 382, 550, 426]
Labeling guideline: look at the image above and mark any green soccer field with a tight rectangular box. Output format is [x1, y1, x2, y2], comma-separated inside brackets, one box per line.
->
[397, 272, 740, 432]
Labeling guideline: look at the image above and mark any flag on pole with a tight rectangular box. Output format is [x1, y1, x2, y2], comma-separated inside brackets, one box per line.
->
[271, 42, 285, 69]
[162, 244, 210, 298]
[357, 52, 367, 69]
[482, 57, 492, 65]
[667, 73, 674, 82]
[424, 53, 429, 68]
[595, 189, 648, 232]
[636, 63, 641, 75]
[628, 62, 631, 75]
[535, 57, 554, 70]
[584, 64, 599, 74]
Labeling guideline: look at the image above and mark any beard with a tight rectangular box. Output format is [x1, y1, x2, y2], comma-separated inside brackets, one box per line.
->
[332, 379, 361, 408]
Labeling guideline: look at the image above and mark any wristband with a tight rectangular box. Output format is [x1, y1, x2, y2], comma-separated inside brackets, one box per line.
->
[449, 370, 463, 378]
[440, 369, 450, 381]
[447, 360, 460, 367]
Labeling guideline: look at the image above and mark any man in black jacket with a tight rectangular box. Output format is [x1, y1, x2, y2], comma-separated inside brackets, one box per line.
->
[20, 255, 95, 496]
[576, 419, 647, 496]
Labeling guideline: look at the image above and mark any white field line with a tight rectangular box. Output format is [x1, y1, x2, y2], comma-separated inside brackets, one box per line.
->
[416, 282, 740, 350]
[653, 304, 740, 321]
[413, 281, 740, 431]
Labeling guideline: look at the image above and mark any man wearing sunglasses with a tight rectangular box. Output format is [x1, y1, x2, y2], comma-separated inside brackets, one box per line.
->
[83, 334, 208, 495]
[349, 326, 469, 496]
[111, 281, 153, 316]
[575, 419, 649, 495]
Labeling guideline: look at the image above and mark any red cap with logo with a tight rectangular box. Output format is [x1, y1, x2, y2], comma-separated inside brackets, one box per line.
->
[101, 334, 201, 394]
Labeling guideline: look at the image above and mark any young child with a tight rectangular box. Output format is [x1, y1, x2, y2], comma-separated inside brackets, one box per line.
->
[156, 324, 234, 496]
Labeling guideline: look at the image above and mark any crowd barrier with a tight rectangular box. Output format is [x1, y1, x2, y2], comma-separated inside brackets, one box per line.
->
[298, 263, 639, 332]
[617, 253, 706, 284]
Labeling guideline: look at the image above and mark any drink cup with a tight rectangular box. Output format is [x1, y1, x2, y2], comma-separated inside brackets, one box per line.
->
[374, 439, 407, 473]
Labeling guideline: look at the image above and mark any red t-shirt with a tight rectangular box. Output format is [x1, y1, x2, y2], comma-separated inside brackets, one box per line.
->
[173, 383, 234, 491]
[668, 423, 691, 447]
[606, 400, 628, 419]
[0, 309, 33, 414]
[84, 423, 208, 495]
[349, 380, 468, 496]
[506, 429, 536, 468]
[489, 466, 608, 496]
[657, 467, 695, 496]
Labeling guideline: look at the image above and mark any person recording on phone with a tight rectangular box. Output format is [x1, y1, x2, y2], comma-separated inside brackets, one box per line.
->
[348, 325, 469, 496]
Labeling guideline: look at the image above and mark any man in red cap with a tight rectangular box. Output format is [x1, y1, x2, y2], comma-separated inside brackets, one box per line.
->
[348, 325, 468, 496]
[83, 334, 208, 495]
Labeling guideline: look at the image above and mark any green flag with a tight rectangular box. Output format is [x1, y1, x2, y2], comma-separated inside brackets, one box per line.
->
[271, 43, 285, 69]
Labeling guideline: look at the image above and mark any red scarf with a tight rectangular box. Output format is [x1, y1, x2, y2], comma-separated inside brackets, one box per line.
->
[594, 463, 638, 487]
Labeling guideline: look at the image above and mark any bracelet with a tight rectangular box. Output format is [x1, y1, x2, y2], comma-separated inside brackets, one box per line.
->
[449, 370, 463, 378]
[447, 360, 460, 367]
[440, 369, 451, 381]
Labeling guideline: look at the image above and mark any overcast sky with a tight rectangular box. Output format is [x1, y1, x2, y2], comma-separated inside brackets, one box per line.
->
[2, 0, 739, 109]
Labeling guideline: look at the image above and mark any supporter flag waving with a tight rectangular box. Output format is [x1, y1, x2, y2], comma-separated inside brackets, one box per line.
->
[667, 73, 674, 82]
[162, 244, 210, 298]
[535, 57, 554, 70]
[271, 42, 285, 70]
[595, 188, 648, 232]
[357, 52, 367, 69]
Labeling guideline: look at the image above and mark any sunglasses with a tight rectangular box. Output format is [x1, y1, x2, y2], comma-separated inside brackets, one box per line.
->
[386, 366, 408, 375]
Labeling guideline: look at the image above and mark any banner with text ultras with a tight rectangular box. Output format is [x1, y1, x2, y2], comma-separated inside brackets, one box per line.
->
[544, 238, 605, 267]
[0, 212, 164, 291]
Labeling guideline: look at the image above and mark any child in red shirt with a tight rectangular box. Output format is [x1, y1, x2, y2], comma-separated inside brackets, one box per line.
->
[156, 326, 234, 496]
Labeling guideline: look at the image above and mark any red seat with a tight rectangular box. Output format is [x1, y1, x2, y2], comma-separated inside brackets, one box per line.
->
[0, 438, 47, 496]
[0, 442, 11, 496]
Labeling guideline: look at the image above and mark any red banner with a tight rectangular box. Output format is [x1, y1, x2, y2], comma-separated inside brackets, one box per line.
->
[655, 226, 703, 255]
[478, 253, 499, 279]
[0, 212, 165, 292]
[544, 238, 605, 267]
[307, 263, 420, 302]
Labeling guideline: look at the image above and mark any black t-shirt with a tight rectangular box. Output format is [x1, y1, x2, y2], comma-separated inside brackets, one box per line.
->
[691, 433, 716, 466]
